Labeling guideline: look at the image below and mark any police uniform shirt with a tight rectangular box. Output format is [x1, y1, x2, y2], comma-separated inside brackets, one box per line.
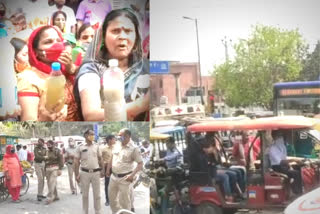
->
[34, 146, 47, 163]
[75, 143, 102, 169]
[46, 148, 64, 169]
[66, 147, 77, 163]
[112, 140, 143, 174]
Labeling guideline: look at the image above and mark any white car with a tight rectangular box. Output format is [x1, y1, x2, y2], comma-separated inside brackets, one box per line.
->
[284, 187, 320, 214]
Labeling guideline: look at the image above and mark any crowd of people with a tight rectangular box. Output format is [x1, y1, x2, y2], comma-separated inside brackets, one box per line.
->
[2, 128, 146, 214]
[0, 0, 150, 122]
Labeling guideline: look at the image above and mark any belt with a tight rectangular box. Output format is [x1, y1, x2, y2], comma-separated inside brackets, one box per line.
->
[81, 168, 101, 173]
[112, 171, 132, 178]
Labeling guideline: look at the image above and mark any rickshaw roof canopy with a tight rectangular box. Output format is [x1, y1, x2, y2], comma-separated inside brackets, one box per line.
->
[187, 116, 319, 132]
[151, 125, 185, 134]
[150, 132, 171, 140]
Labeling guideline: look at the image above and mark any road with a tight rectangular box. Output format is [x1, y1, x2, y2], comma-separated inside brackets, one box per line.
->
[235, 208, 284, 214]
[0, 166, 149, 214]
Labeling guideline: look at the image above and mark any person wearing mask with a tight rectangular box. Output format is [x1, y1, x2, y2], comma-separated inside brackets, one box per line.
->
[65, 137, 77, 194]
[101, 134, 116, 206]
[44, 140, 64, 204]
[34, 138, 47, 201]
[72, 23, 94, 66]
[160, 137, 183, 169]
[17, 25, 79, 121]
[269, 130, 303, 195]
[10, 37, 31, 74]
[3, 145, 24, 203]
[75, 129, 104, 214]
[74, 9, 150, 121]
[107, 128, 143, 213]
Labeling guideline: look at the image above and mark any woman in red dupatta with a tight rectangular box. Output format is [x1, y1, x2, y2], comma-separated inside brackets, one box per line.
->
[17, 25, 80, 121]
[3, 145, 24, 202]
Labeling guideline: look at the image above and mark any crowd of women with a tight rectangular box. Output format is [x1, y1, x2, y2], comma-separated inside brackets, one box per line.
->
[0, 0, 150, 122]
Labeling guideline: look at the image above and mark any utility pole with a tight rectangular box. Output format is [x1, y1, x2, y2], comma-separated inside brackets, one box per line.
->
[173, 73, 182, 105]
[183, 16, 204, 105]
[221, 36, 232, 62]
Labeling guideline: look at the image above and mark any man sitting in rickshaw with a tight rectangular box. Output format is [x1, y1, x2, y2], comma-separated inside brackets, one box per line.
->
[159, 137, 183, 169]
[269, 130, 303, 195]
[201, 133, 246, 201]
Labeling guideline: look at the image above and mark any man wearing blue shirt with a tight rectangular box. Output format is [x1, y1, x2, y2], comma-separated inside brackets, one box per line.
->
[161, 137, 183, 168]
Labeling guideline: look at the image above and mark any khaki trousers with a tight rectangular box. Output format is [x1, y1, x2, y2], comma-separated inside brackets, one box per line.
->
[45, 167, 58, 201]
[67, 163, 75, 192]
[108, 174, 133, 214]
[80, 171, 101, 214]
[34, 162, 45, 196]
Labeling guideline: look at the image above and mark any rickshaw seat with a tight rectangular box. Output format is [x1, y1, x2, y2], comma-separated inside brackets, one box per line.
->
[268, 168, 288, 180]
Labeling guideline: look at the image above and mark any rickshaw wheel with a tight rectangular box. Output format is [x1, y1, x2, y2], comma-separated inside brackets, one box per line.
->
[20, 174, 29, 196]
[0, 186, 9, 202]
[195, 202, 222, 214]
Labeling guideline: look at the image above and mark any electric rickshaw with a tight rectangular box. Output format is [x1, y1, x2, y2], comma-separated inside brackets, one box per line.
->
[150, 131, 191, 214]
[186, 116, 320, 214]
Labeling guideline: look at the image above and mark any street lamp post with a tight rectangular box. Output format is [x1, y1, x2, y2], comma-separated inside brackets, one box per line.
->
[183, 16, 204, 105]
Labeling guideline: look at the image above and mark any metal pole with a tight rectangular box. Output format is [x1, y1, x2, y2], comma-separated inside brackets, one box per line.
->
[194, 19, 204, 105]
[173, 73, 181, 105]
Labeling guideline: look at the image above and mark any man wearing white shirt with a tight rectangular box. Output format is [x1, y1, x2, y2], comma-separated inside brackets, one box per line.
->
[17, 144, 28, 161]
[140, 140, 152, 166]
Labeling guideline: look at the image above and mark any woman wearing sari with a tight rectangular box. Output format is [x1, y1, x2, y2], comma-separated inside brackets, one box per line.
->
[74, 8, 150, 121]
[17, 25, 80, 121]
[3, 145, 24, 203]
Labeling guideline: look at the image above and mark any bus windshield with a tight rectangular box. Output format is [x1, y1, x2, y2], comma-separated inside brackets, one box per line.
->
[273, 81, 320, 116]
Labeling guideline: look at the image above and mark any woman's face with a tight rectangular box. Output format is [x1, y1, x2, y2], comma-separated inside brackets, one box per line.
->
[38, 28, 61, 50]
[105, 16, 136, 60]
[53, 13, 66, 32]
[36, 28, 62, 61]
[79, 27, 94, 44]
[16, 45, 29, 64]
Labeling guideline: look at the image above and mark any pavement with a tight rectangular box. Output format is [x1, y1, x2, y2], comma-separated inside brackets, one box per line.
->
[0, 166, 150, 214]
[235, 209, 284, 214]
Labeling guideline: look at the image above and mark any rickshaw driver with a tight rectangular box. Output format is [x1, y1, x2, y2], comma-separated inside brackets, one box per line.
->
[269, 130, 303, 195]
[159, 137, 183, 169]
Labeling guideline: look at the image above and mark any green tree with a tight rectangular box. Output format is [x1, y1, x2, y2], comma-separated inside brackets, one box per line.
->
[214, 24, 307, 109]
[300, 41, 320, 81]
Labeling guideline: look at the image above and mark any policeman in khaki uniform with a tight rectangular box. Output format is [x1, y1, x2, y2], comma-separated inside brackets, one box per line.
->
[101, 134, 116, 206]
[75, 129, 104, 214]
[34, 138, 47, 201]
[107, 128, 143, 213]
[65, 138, 77, 194]
[45, 140, 63, 205]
